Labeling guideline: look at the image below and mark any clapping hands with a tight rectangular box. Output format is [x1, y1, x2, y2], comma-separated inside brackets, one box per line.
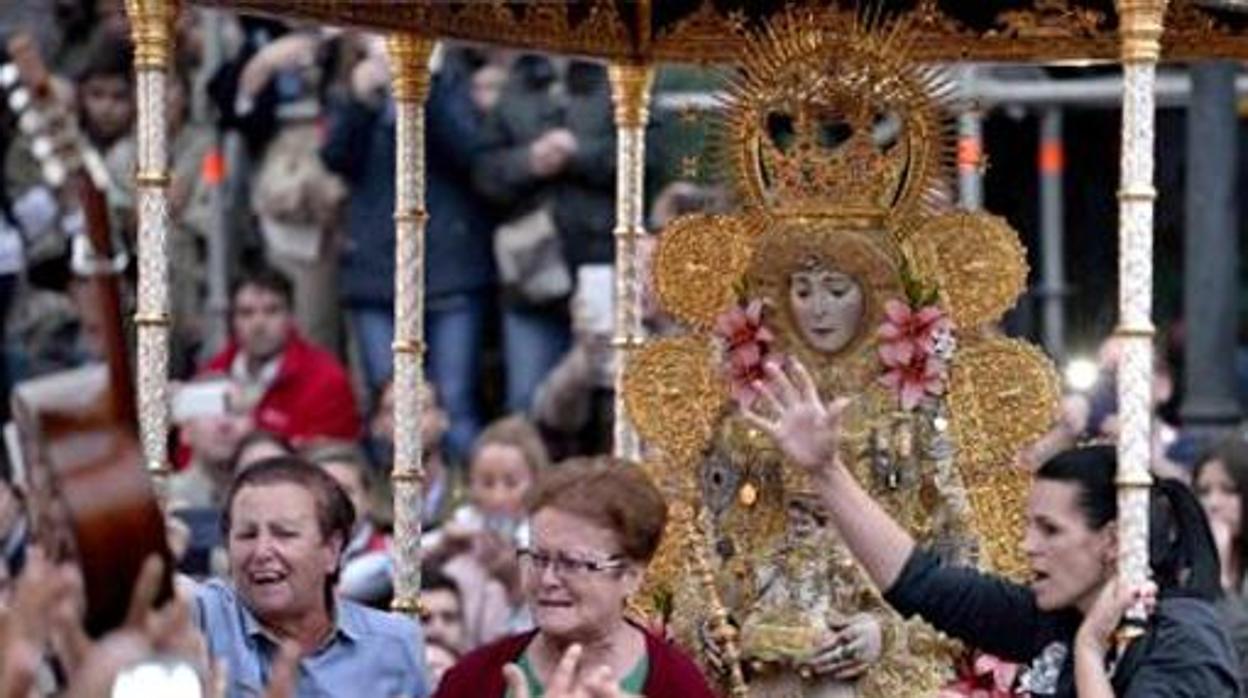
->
[503, 644, 639, 698]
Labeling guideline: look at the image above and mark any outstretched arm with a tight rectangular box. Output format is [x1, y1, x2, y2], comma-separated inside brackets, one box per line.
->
[743, 360, 914, 590]
[745, 359, 1047, 662]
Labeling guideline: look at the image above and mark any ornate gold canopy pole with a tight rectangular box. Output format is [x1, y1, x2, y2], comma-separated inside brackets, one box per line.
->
[386, 34, 434, 618]
[1115, 0, 1167, 627]
[607, 62, 654, 461]
[126, 0, 178, 487]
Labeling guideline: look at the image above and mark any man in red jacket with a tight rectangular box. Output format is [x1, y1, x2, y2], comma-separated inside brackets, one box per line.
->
[199, 266, 360, 446]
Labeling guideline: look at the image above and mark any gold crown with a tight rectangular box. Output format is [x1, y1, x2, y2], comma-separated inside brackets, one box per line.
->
[721, 10, 956, 225]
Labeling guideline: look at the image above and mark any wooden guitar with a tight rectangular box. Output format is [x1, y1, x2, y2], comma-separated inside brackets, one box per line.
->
[2, 32, 172, 637]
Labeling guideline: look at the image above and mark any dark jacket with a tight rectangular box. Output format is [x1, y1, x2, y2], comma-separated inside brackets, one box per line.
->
[322, 66, 496, 307]
[433, 625, 717, 698]
[471, 56, 617, 293]
[885, 549, 1241, 697]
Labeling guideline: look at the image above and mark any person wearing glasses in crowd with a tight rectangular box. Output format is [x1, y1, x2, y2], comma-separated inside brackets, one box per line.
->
[433, 459, 716, 698]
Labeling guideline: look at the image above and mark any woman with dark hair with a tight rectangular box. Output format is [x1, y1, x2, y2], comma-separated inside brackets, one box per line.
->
[1195, 436, 1248, 596]
[744, 360, 1239, 697]
[1194, 435, 1248, 686]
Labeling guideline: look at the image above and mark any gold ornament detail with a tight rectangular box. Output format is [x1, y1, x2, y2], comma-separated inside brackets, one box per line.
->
[653, 213, 762, 332]
[387, 35, 435, 102]
[997, 0, 1107, 39]
[947, 336, 1060, 467]
[188, 0, 1248, 62]
[902, 212, 1029, 328]
[608, 63, 655, 129]
[125, 0, 179, 70]
[947, 336, 1061, 577]
[622, 336, 726, 464]
[1118, 0, 1170, 62]
[720, 9, 956, 225]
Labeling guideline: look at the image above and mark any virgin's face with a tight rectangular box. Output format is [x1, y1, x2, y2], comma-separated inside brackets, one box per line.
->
[789, 269, 864, 354]
[1197, 459, 1242, 540]
[1022, 479, 1115, 612]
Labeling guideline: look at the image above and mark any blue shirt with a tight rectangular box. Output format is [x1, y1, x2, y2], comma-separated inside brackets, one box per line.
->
[193, 579, 429, 698]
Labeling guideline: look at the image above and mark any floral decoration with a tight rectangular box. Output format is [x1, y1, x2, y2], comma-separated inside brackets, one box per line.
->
[877, 296, 954, 411]
[939, 650, 1025, 698]
[713, 299, 779, 407]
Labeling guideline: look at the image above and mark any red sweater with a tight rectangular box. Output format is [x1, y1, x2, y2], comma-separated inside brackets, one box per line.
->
[433, 626, 718, 698]
[200, 331, 360, 444]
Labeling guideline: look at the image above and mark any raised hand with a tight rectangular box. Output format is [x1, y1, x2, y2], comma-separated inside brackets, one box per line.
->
[742, 359, 849, 475]
[502, 644, 639, 698]
[1075, 575, 1157, 656]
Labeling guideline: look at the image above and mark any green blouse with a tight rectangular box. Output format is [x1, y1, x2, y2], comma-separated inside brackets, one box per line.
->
[506, 652, 649, 697]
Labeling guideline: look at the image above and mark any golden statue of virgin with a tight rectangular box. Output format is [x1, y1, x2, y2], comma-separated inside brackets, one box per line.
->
[623, 10, 1060, 698]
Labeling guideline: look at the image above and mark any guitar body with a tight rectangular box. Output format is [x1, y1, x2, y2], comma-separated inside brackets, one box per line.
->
[13, 366, 171, 637]
[4, 33, 172, 637]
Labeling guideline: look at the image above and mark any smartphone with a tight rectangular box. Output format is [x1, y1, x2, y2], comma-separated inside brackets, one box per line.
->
[574, 264, 614, 336]
[171, 380, 231, 424]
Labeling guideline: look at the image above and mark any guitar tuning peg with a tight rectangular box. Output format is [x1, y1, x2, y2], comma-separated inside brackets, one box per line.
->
[7, 87, 29, 112]
[31, 135, 54, 160]
[17, 110, 43, 135]
[0, 64, 17, 89]
[41, 160, 65, 189]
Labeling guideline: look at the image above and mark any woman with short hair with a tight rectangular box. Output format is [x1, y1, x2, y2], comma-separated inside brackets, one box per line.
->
[434, 459, 716, 698]
[195, 456, 429, 697]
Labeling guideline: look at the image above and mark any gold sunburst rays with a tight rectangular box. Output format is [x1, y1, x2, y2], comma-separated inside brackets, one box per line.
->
[713, 7, 959, 226]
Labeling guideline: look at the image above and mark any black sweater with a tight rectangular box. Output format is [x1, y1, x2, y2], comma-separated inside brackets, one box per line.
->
[883, 549, 1241, 697]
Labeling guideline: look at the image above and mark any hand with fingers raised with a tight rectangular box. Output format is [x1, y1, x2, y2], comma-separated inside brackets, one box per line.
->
[502, 644, 640, 698]
[741, 358, 850, 478]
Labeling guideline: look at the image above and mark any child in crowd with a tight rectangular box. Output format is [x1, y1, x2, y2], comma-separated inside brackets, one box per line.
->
[425, 415, 549, 648]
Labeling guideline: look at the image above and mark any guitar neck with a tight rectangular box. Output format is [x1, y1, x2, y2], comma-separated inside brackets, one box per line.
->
[72, 171, 137, 431]
[5, 32, 138, 433]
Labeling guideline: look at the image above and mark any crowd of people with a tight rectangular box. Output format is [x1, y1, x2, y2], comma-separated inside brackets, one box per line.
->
[0, 3, 1245, 698]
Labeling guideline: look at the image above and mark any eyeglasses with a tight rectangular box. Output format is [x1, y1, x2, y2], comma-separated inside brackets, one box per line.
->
[517, 549, 627, 578]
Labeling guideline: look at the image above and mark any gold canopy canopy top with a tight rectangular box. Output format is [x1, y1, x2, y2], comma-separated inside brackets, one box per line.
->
[188, 0, 1248, 62]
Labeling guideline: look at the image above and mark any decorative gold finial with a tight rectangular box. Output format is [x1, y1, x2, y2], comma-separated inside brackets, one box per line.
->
[1116, 0, 1169, 62]
[608, 63, 655, 129]
[386, 35, 436, 102]
[125, 0, 179, 70]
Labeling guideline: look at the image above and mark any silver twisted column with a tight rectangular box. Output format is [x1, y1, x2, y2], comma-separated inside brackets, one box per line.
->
[1115, 0, 1167, 631]
[386, 34, 434, 618]
[608, 63, 654, 462]
[126, 0, 178, 488]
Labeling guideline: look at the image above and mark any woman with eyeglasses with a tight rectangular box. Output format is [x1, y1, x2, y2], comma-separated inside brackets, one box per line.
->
[433, 459, 717, 698]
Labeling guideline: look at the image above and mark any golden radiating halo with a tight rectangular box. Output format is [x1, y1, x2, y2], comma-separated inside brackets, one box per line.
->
[947, 335, 1060, 469]
[946, 335, 1058, 580]
[901, 211, 1029, 329]
[622, 335, 728, 465]
[653, 213, 763, 332]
